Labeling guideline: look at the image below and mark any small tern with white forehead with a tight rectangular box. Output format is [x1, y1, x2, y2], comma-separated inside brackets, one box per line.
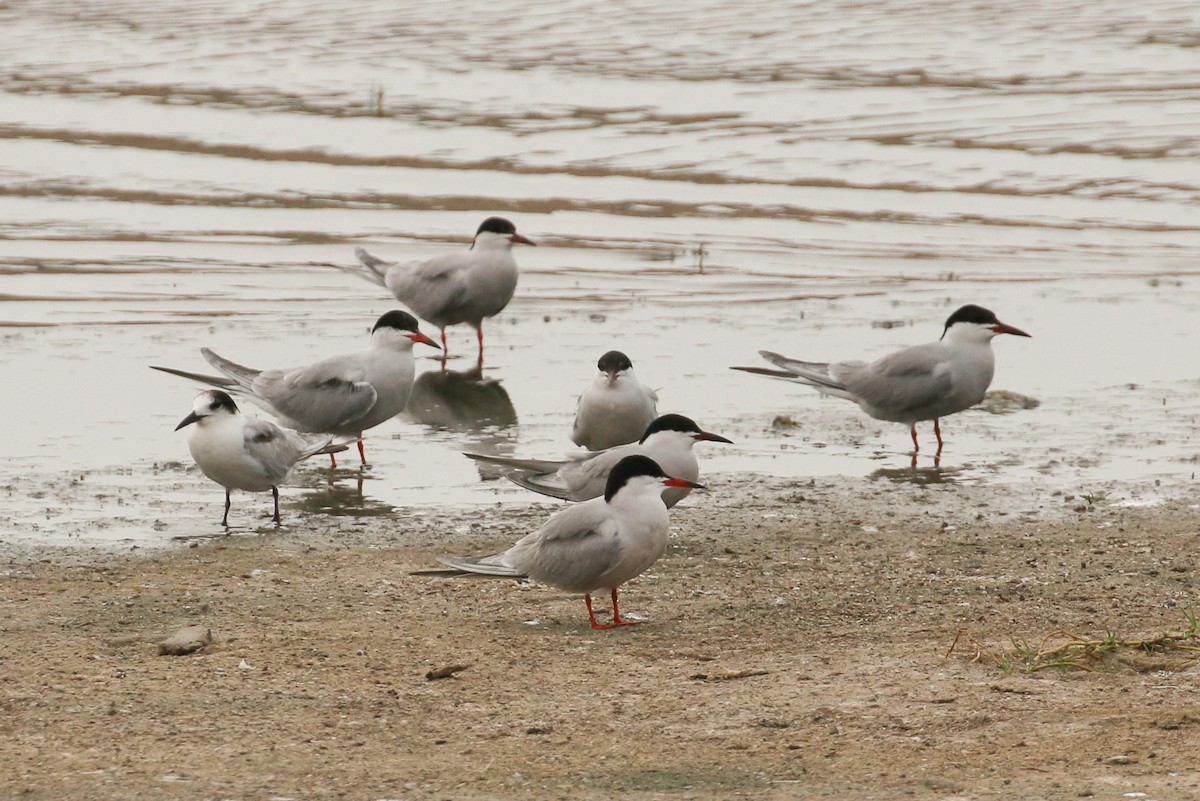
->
[175, 390, 345, 526]
[571, 350, 659, 451]
[433, 455, 702, 630]
[152, 310, 439, 466]
[732, 304, 1031, 455]
[466, 414, 731, 508]
[341, 216, 535, 365]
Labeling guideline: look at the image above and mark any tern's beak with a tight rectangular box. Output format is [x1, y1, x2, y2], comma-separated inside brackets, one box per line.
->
[992, 322, 1031, 338]
[606, 370, 621, 385]
[663, 476, 704, 490]
[509, 233, 536, 246]
[175, 411, 202, 431]
[408, 332, 442, 349]
[695, 431, 734, 444]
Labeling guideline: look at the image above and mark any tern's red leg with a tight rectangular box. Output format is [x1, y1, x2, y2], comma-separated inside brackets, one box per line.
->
[610, 587, 640, 627]
[476, 325, 485, 367]
[271, 486, 281, 524]
[585, 593, 615, 630]
[221, 489, 231, 527]
[933, 418, 943, 449]
[357, 439, 367, 465]
[329, 451, 338, 469]
[910, 425, 920, 453]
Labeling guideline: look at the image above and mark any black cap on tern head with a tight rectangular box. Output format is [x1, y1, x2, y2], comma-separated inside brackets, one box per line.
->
[373, 309, 422, 334]
[941, 304, 1031, 339]
[639, 414, 702, 443]
[597, 350, 633, 374]
[944, 304, 1000, 329]
[638, 413, 734, 445]
[604, 455, 669, 502]
[476, 216, 518, 236]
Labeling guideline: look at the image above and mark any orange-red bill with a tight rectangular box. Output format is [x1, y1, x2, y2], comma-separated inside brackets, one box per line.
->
[663, 477, 704, 490]
[409, 333, 442, 349]
[992, 322, 1031, 337]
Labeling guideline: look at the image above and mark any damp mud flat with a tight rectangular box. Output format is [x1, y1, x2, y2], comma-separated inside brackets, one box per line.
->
[4, 477, 1200, 800]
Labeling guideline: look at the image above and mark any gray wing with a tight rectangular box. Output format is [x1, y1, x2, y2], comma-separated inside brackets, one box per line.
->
[385, 252, 472, 322]
[242, 419, 308, 481]
[555, 443, 639, 497]
[836, 343, 952, 416]
[253, 355, 378, 432]
[506, 501, 621, 593]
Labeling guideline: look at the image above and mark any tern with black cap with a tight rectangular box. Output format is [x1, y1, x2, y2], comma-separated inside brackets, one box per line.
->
[732, 304, 1031, 456]
[466, 414, 731, 508]
[152, 311, 439, 466]
[432, 455, 703, 630]
[343, 216, 535, 366]
[571, 350, 659, 451]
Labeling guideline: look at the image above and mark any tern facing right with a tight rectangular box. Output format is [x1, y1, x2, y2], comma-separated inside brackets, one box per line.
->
[152, 310, 439, 466]
[732, 304, 1030, 453]
[571, 350, 659, 451]
[344, 216, 535, 365]
[465, 413, 731, 508]
[435, 455, 702, 630]
[175, 390, 344, 526]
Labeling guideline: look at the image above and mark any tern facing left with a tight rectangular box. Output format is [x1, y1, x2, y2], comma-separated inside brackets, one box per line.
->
[572, 350, 659, 451]
[732, 304, 1031, 454]
[434, 455, 702, 630]
[175, 390, 343, 526]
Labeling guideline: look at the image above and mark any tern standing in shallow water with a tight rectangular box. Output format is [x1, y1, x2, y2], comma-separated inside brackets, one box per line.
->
[434, 455, 702, 630]
[152, 311, 439, 466]
[571, 350, 659, 451]
[343, 216, 535, 366]
[466, 413, 731, 508]
[732, 304, 1031, 457]
[175, 390, 343, 526]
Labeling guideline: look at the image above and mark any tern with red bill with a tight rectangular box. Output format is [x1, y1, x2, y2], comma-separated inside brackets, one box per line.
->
[342, 216, 535, 365]
[434, 455, 703, 630]
[466, 414, 731, 508]
[732, 304, 1031, 455]
[571, 350, 659, 451]
[152, 311, 440, 466]
[175, 390, 346, 526]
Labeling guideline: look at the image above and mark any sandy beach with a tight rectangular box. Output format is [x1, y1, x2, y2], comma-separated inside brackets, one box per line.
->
[5, 475, 1200, 800]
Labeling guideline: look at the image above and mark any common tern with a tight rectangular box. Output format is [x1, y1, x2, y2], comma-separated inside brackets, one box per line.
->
[152, 311, 439, 466]
[341, 217, 535, 365]
[175, 390, 344, 526]
[465, 414, 731, 508]
[434, 455, 702, 629]
[571, 350, 659, 451]
[732, 304, 1031, 454]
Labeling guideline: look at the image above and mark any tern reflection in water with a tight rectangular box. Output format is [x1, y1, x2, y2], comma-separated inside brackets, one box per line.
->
[403, 366, 520, 480]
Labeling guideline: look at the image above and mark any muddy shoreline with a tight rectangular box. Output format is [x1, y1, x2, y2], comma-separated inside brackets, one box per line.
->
[4, 475, 1200, 800]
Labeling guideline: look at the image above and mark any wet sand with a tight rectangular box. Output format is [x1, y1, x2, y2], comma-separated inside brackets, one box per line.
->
[4, 476, 1200, 800]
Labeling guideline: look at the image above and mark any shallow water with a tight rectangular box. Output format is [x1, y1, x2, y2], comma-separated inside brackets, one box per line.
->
[3, 0, 1200, 548]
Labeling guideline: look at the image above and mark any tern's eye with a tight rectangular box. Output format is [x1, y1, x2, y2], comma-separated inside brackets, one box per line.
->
[209, 401, 221, 411]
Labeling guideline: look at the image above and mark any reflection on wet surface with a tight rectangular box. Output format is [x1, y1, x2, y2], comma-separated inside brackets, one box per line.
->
[2, 0, 1200, 548]
[405, 367, 519, 433]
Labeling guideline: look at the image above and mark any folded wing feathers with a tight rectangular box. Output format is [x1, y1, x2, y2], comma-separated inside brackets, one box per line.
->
[506, 471, 574, 501]
[435, 554, 526, 578]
